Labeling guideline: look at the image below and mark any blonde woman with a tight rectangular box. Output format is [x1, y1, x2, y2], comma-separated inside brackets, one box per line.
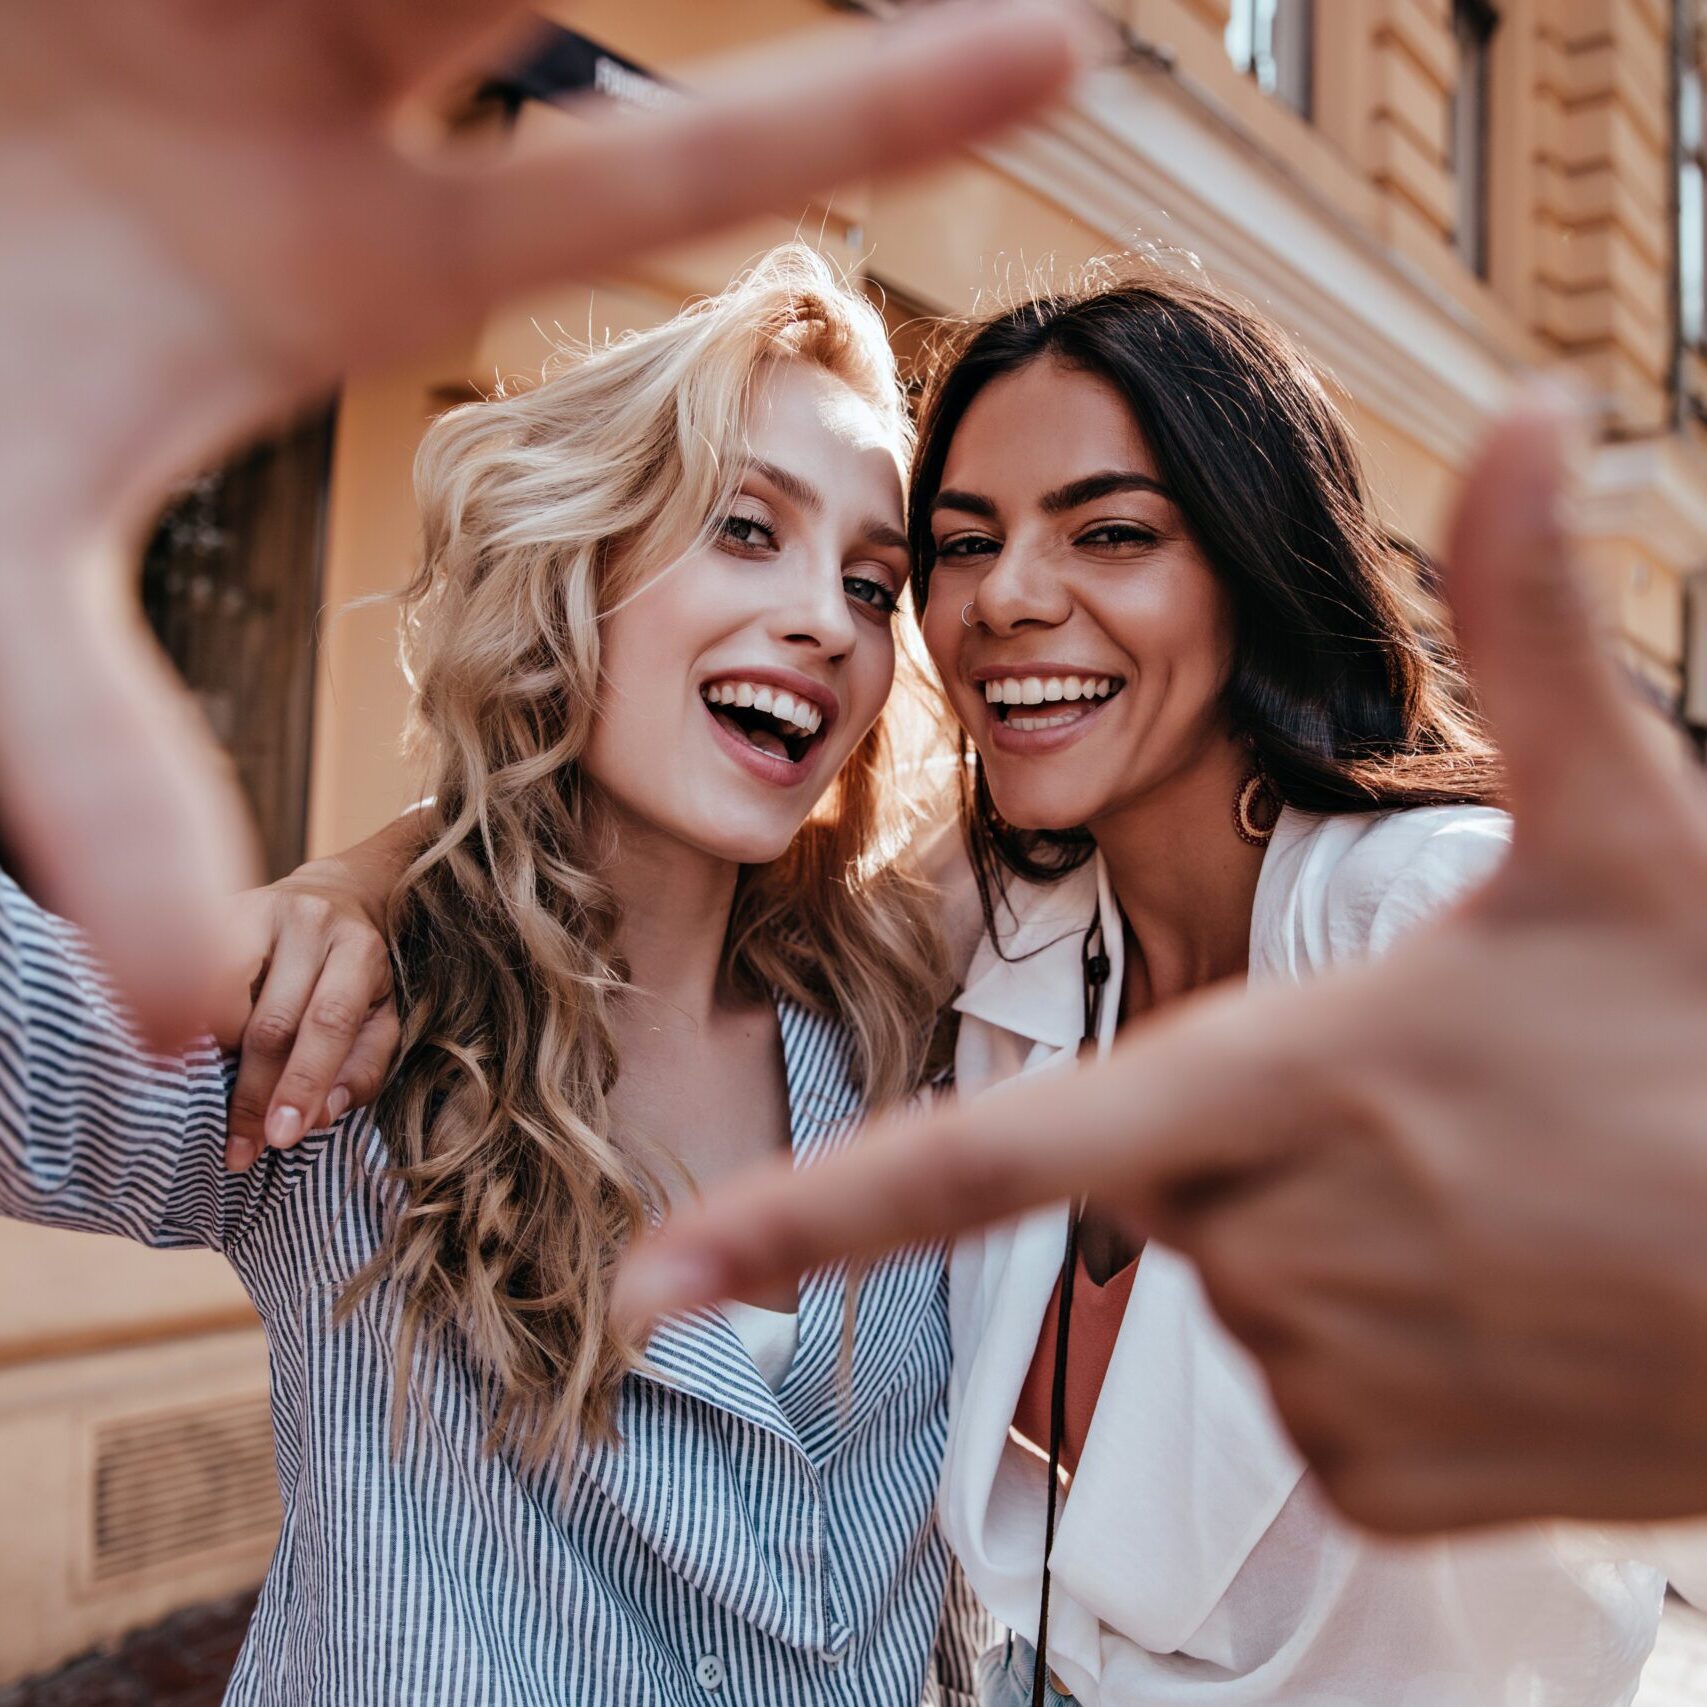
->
[0, 248, 982, 1705]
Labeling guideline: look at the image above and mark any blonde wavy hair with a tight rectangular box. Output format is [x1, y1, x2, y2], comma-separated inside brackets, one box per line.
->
[342, 246, 953, 1466]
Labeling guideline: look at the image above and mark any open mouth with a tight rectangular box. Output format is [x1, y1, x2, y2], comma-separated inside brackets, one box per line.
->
[982, 672, 1124, 733]
[700, 678, 828, 766]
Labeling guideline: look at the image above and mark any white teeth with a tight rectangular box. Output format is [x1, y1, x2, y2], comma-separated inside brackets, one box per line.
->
[1008, 710, 1083, 732]
[701, 679, 825, 736]
[981, 674, 1123, 706]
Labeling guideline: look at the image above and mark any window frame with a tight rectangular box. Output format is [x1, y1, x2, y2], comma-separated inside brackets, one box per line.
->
[1450, 0, 1499, 280]
[1225, 0, 1315, 121]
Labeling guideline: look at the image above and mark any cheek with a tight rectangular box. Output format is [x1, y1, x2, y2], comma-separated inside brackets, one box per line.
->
[579, 597, 680, 781]
[919, 592, 973, 710]
[843, 627, 898, 741]
[919, 587, 958, 674]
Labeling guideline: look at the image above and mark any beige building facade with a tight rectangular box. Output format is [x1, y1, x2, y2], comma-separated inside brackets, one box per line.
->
[3, 0, 1705, 1683]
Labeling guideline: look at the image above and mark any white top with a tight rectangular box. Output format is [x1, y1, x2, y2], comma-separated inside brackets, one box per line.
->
[941, 805, 1673, 1707]
[721, 1298, 801, 1393]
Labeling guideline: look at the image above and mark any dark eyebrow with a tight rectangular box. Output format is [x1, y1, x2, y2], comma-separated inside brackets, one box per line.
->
[861, 519, 909, 552]
[930, 488, 998, 520]
[1041, 471, 1172, 513]
[749, 458, 824, 516]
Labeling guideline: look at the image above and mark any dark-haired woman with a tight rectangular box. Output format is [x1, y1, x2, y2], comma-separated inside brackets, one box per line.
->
[912, 272, 1670, 1705]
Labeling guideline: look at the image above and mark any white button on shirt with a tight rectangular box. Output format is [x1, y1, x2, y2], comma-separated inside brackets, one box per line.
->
[694, 1655, 725, 1690]
[939, 807, 1684, 1707]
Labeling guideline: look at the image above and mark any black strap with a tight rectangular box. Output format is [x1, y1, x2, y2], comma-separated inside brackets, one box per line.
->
[1032, 911, 1109, 1707]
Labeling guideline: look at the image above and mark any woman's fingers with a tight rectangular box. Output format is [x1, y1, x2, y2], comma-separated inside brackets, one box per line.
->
[395, 2, 1095, 353]
[226, 916, 336, 1165]
[246, 930, 394, 1163]
[323, 995, 403, 1125]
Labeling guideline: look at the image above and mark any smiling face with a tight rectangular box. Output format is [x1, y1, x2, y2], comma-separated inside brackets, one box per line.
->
[921, 355, 1244, 835]
[583, 359, 908, 866]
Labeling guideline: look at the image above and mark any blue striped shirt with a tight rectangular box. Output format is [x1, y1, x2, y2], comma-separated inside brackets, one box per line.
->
[0, 874, 987, 1704]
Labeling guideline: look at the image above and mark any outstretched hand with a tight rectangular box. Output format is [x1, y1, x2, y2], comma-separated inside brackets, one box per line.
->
[617, 389, 1707, 1533]
[0, 0, 1089, 1042]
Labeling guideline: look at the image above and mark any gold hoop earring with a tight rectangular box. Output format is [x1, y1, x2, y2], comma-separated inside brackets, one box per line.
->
[961, 602, 976, 628]
[1234, 769, 1280, 847]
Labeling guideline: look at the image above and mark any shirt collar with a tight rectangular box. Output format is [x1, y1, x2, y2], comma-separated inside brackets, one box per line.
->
[952, 857, 1121, 1054]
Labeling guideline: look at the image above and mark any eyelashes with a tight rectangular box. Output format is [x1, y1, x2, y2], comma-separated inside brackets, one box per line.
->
[718, 512, 779, 554]
[717, 511, 900, 617]
[845, 577, 898, 616]
[932, 521, 1163, 558]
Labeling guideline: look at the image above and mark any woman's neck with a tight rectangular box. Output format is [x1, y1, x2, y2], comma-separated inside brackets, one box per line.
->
[605, 814, 742, 1029]
[1089, 738, 1270, 1008]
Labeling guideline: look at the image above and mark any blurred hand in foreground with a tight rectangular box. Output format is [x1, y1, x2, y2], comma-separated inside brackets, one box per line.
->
[0, 0, 1089, 1044]
[617, 391, 1707, 1535]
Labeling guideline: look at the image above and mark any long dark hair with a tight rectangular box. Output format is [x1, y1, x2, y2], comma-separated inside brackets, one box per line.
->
[906, 266, 1498, 916]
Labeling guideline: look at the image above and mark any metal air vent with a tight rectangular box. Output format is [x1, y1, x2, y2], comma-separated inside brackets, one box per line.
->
[89, 1395, 280, 1582]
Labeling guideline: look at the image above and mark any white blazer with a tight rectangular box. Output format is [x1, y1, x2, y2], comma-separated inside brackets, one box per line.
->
[941, 805, 1670, 1707]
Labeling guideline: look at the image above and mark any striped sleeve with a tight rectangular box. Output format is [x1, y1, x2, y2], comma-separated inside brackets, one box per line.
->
[925, 1553, 998, 1707]
[0, 870, 270, 1252]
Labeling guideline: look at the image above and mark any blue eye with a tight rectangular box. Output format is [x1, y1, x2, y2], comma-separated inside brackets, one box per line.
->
[845, 576, 898, 616]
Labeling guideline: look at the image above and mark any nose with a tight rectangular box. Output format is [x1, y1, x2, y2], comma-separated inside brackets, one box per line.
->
[770, 548, 859, 660]
[963, 532, 1072, 636]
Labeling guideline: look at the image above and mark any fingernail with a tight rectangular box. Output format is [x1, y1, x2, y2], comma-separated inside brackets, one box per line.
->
[228, 1137, 258, 1173]
[266, 1106, 303, 1149]
[612, 1250, 726, 1331]
[325, 1086, 351, 1123]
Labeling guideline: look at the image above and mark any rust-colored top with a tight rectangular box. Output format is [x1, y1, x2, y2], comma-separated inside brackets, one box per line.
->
[1012, 1248, 1140, 1477]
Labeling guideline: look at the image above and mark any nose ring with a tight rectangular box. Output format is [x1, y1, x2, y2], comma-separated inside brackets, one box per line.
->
[961, 602, 976, 629]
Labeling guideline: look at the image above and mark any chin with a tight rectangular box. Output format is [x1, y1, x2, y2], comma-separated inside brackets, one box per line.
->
[984, 784, 1107, 837]
[688, 820, 801, 867]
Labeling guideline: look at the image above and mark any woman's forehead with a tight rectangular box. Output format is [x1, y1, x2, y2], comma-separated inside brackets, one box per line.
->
[946, 359, 1151, 486]
[745, 363, 904, 512]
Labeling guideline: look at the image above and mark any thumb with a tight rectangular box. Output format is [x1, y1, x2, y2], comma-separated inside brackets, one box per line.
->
[1443, 386, 1659, 859]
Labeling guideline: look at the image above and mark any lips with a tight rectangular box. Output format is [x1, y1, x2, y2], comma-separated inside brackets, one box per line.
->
[698, 669, 837, 785]
[970, 665, 1127, 755]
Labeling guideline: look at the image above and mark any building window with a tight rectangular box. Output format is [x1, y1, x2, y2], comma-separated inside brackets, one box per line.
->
[141, 410, 334, 879]
[1451, 0, 1498, 278]
[1680, 53, 1706, 348]
[1226, 0, 1313, 118]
